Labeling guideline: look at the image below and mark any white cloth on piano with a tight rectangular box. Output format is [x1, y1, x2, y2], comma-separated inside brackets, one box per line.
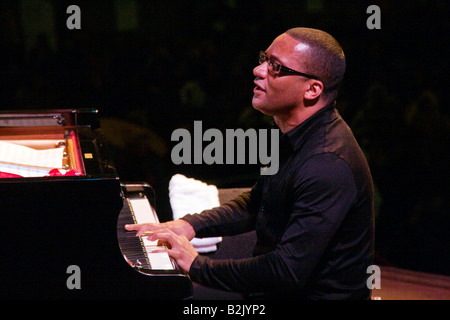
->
[169, 174, 222, 253]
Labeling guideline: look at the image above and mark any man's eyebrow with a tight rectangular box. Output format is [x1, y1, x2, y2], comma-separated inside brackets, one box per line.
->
[266, 52, 282, 62]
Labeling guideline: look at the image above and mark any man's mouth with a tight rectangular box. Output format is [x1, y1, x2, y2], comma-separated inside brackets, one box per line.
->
[254, 81, 265, 93]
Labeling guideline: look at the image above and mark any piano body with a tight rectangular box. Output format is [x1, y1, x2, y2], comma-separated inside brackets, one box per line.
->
[0, 109, 192, 299]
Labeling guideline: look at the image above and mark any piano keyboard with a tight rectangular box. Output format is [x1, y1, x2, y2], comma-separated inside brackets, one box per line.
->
[117, 196, 175, 271]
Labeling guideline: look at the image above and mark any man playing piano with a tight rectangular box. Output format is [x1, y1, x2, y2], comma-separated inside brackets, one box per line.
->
[126, 27, 375, 300]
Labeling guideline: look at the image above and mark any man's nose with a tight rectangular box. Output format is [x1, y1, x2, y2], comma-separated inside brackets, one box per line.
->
[253, 62, 268, 78]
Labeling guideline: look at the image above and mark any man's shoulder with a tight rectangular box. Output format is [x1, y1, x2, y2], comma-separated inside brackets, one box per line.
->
[323, 114, 369, 170]
[296, 152, 354, 180]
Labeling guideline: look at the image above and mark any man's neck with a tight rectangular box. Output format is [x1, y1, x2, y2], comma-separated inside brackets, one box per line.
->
[274, 101, 330, 133]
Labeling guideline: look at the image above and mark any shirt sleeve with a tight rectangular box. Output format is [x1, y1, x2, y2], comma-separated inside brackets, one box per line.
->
[181, 188, 258, 237]
[188, 153, 358, 294]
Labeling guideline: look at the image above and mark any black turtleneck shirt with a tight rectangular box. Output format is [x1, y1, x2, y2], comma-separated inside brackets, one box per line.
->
[182, 104, 375, 299]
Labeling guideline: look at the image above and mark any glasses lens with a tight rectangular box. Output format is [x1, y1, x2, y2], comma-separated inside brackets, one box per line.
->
[271, 61, 281, 73]
[258, 51, 280, 76]
[259, 52, 266, 65]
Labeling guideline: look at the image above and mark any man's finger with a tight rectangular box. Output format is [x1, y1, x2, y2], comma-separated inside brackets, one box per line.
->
[125, 223, 163, 237]
[124, 223, 140, 231]
[159, 240, 174, 248]
[147, 230, 177, 244]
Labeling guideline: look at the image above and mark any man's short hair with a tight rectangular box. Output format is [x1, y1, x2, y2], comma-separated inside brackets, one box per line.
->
[286, 27, 346, 101]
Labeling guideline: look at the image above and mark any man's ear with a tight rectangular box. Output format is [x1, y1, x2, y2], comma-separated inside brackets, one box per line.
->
[304, 80, 324, 101]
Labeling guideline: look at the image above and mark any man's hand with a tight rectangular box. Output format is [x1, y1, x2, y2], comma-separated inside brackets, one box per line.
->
[125, 219, 196, 240]
[125, 219, 198, 272]
[146, 229, 199, 272]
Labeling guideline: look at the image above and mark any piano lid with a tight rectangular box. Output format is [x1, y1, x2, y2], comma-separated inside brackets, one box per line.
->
[0, 113, 67, 127]
[0, 108, 99, 127]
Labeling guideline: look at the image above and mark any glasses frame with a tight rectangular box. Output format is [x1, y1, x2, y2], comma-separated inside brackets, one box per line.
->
[258, 51, 320, 80]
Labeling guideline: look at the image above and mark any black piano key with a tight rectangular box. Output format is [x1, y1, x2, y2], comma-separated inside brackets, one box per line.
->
[116, 199, 151, 269]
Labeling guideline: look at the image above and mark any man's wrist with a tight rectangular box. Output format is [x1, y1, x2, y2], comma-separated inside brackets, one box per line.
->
[179, 218, 196, 240]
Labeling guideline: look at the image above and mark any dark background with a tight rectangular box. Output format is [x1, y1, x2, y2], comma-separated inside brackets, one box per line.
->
[1, 0, 449, 276]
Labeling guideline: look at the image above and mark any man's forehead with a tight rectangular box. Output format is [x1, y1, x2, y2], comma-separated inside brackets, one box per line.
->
[268, 34, 309, 53]
[267, 34, 310, 61]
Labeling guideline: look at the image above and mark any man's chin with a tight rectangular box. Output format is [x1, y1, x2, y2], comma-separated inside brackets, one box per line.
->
[252, 100, 272, 116]
[251, 97, 264, 111]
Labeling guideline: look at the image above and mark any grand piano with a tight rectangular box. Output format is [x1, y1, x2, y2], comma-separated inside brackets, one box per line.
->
[0, 109, 192, 299]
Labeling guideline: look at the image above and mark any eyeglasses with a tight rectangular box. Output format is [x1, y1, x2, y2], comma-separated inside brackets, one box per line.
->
[258, 51, 319, 80]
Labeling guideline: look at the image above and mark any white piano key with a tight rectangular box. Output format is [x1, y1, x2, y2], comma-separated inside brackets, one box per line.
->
[129, 197, 159, 246]
[128, 198, 158, 224]
[128, 197, 174, 270]
[147, 252, 174, 270]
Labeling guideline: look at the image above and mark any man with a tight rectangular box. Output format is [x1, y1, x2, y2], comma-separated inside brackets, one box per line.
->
[126, 27, 375, 299]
